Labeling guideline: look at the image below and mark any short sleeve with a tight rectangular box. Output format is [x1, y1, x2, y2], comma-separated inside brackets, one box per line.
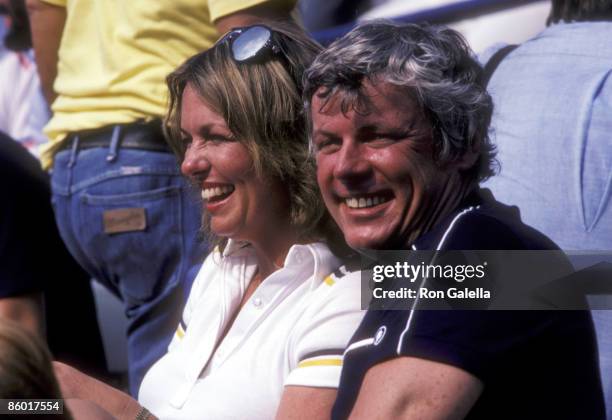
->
[207, 0, 297, 23]
[285, 270, 364, 388]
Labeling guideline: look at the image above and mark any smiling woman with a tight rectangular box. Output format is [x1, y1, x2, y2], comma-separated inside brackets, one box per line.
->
[178, 85, 287, 243]
[52, 21, 364, 420]
[165, 25, 340, 257]
[140, 22, 364, 419]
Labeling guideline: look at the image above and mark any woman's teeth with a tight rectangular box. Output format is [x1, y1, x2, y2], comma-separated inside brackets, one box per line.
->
[201, 185, 234, 200]
[345, 195, 389, 209]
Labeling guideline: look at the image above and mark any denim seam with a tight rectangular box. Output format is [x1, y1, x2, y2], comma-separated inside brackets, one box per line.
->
[81, 185, 181, 205]
[70, 168, 181, 194]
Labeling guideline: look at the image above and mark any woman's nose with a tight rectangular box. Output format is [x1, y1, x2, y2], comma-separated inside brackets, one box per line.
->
[181, 144, 211, 178]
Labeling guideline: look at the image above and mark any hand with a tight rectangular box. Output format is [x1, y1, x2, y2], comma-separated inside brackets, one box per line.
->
[65, 399, 116, 420]
[53, 362, 146, 420]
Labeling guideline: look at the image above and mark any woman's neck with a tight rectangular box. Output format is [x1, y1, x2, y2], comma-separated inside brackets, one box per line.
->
[249, 227, 302, 280]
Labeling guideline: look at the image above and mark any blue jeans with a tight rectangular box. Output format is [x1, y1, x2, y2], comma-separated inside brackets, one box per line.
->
[51, 143, 206, 396]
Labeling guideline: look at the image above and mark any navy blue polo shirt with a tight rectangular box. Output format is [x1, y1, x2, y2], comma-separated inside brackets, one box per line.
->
[332, 189, 605, 420]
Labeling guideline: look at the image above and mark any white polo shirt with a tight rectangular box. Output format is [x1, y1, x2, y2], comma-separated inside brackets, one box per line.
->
[138, 241, 364, 419]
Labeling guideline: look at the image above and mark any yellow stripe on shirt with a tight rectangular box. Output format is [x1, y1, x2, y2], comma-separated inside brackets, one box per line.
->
[297, 358, 342, 368]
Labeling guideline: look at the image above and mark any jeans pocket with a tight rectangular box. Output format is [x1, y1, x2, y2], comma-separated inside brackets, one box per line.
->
[79, 184, 185, 309]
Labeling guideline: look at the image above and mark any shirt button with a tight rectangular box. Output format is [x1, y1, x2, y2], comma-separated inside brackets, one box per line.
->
[252, 297, 263, 308]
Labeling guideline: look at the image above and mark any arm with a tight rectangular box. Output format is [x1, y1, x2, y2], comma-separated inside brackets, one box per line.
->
[0, 292, 45, 338]
[277, 267, 364, 419]
[25, 0, 66, 105]
[349, 357, 483, 420]
[214, 2, 295, 35]
[276, 386, 337, 420]
[54, 362, 157, 420]
[65, 399, 117, 420]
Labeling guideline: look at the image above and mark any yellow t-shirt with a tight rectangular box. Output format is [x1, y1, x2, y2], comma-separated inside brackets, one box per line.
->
[40, 0, 295, 169]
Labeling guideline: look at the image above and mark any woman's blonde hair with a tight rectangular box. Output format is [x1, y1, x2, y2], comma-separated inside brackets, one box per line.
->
[166, 21, 343, 251]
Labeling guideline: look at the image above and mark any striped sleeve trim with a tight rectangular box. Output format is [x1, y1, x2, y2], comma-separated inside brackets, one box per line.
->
[297, 348, 345, 368]
[300, 348, 345, 360]
[297, 358, 342, 368]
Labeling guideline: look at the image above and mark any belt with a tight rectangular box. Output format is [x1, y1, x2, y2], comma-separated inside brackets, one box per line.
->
[60, 120, 171, 153]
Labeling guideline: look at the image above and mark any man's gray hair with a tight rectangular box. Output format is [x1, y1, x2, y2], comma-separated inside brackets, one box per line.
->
[303, 21, 496, 182]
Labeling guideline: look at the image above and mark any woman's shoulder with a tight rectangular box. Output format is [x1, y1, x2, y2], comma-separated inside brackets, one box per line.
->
[308, 252, 363, 310]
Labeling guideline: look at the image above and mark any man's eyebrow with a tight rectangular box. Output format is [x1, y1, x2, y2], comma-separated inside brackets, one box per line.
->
[312, 128, 339, 139]
[356, 124, 380, 134]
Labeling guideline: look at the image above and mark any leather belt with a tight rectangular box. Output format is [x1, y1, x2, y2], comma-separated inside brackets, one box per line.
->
[60, 120, 171, 153]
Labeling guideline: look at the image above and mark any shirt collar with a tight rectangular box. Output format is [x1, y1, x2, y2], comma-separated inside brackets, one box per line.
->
[284, 242, 341, 283]
[222, 240, 340, 282]
[413, 188, 485, 250]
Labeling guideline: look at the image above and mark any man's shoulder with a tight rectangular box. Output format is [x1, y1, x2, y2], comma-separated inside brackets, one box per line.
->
[431, 194, 559, 251]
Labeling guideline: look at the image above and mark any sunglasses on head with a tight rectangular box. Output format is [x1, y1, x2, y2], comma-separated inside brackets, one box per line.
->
[216, 24, 282, 63]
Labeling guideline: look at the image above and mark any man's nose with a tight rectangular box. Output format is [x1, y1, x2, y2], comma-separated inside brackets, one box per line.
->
[333, 141, 372, 184]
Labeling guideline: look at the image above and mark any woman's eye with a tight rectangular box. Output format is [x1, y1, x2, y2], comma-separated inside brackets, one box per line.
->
[206, 134, 236, 143]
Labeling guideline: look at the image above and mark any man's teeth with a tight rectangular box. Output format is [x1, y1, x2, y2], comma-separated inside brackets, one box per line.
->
[345, 196, 388, 209]
[201, 185, 234, 200]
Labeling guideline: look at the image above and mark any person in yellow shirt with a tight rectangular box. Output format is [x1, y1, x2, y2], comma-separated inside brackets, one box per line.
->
[26, 0, 296, 396]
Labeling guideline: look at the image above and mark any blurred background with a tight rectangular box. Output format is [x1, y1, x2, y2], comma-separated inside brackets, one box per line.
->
[300, 0, 549, 51]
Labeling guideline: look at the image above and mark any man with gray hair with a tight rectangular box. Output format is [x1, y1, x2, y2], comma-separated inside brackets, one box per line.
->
[304, 21, 605, 419]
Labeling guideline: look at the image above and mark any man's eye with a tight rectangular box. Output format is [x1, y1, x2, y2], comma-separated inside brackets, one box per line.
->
[314, 138, 340, 153]
[373, 132, 403, 141]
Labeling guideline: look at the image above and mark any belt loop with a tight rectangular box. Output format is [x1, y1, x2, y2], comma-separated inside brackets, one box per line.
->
[106, 125, 122, 162]
[67, 135, 80, 168]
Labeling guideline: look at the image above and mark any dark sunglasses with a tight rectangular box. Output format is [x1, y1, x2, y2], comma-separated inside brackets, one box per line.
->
[216, 25, 282, 63]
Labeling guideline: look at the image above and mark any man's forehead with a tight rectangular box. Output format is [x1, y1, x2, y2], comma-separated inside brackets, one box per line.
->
[311, 81, 420, 126]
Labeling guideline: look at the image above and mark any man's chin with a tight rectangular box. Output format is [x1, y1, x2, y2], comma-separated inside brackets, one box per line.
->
[345, 233, 390, 252]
